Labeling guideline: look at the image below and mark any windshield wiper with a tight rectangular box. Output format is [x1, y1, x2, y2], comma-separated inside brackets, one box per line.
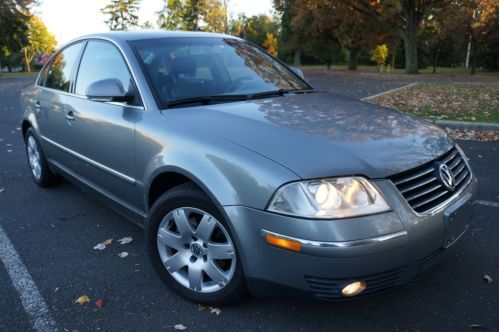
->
[166, 89, 316, 108]
[167, 95, 249, 108]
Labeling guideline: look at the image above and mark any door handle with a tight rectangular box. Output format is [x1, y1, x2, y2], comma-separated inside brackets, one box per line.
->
[65, 111, 75, 124]
[34, 101, 41, 113]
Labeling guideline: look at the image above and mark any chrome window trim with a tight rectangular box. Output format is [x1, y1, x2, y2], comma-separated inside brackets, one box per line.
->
[41, 135, 136, 184]
[35, 37, 148, 111]
[261, 229, 408, 248]
[35, 86, 145, 110]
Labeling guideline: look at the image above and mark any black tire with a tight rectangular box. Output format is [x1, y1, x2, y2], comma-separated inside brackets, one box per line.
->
[146, 183, 248, 305]
[25, 128, 61, 187]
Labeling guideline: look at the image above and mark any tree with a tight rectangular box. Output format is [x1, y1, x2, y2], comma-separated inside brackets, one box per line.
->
[21, 16, 57, 72]
[274, 0, 307, 66]
[101, 0, 141, 31]
[290, 0, 384, 70]
[203, 0, 228, 33]
[263, 33, 278, 56]
[157, 0, 184, 30]
[157, 0, 227, 32]
[228, 14, 279, 48]
[345, 0, 451, 74]
[451, 0, 499, 74]
[0, 0, 36, 69]
[371, 44, 389, 71]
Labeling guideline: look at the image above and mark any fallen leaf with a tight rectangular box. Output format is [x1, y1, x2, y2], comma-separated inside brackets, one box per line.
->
[477, 155, 483, 158]
[6, 143, 12, 146]
[118, 237, 133, 245]
[75, 295, 90, 305]
[118, 251, 129, 258]
[103, 238, 113, 246]
[93, 243, 106, 250]
[197, 304, 207, 311]
[210, 307, 221, 315]
[7, 150, 12, 153]
[95, 299, 105, 309]
[0, 188, 4, 193]
[174, 324, 187, 330]
[54, 287, 59, 292]
[483, 274, 493, 283]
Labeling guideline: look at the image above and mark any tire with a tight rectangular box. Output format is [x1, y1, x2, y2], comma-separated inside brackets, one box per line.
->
[25, 127, 61, 187]
[146, 183, 247, 305]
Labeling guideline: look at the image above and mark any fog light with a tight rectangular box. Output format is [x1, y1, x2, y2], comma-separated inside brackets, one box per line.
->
[264, 233, 301, 252]
[341, 281, 366, 297]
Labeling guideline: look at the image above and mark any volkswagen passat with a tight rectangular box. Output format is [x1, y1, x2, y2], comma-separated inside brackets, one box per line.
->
[21, 31, 476, 304]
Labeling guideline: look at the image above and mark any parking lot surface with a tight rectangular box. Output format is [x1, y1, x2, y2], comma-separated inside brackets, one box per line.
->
[0, 75, 498, 331]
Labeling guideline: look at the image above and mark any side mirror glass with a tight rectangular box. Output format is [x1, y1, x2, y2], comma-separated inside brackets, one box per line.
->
[86, 78, 133, 103]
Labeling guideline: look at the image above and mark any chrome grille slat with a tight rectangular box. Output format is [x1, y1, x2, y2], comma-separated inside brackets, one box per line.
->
[389, 147, 471, 214]
[411, 190, 449, 209]
[406, 184, 443, 202]
[399, 176, 437, 194]
[449, 158, 461, 170]
[392, 167, 434, 186]
[441, 149, 458, 164]
[455, 170, 469, 186]
[454, 164, 466, 178]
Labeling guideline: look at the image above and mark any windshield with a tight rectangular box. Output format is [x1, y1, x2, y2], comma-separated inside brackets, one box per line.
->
[129, 37, 311, 108]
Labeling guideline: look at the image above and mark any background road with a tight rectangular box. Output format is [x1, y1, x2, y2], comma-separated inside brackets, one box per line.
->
[0, 75, 498, 331]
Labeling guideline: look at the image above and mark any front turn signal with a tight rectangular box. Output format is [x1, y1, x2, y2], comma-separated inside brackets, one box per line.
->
[264, 233, 302, 252]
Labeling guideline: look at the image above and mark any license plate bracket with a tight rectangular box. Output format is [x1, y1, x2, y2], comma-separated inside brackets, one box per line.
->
[444, 193, 474, 248]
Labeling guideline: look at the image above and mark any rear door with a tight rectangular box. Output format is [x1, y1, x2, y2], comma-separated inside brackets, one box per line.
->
[35, 42, 85, 164]
[66, 40, 143, 208]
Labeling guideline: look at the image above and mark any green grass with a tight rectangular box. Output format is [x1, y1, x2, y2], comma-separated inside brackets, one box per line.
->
[0, 71, 38, 78]
[369, 83, 499, 123]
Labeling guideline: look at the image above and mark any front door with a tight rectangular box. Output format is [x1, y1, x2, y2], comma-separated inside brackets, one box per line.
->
[63, 40, 143, 209]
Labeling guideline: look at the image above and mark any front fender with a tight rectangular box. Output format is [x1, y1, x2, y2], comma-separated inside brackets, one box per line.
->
[135, 113, 300, 212]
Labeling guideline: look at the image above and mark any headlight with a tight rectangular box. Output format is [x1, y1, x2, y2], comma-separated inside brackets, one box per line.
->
[267, 177, 390, 219]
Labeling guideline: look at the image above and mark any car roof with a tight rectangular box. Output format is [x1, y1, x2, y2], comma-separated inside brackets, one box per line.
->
[74, 30, 235, 43]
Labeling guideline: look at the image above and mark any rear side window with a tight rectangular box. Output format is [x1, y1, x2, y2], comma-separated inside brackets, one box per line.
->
[75, 40, 135, 101]
[44, 42, 83, 92]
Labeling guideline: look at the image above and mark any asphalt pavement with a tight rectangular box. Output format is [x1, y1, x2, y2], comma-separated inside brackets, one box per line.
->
[0, 75, 498, 331]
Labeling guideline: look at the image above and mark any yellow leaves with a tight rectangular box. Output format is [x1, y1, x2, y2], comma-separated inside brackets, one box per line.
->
[263, 33, 278, 57]
[103, 239, 113, 246]
[75, 295, 90, 305]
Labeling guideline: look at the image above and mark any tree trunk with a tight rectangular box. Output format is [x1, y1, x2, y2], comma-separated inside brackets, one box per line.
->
[402, 3, 419, 74]
[403, 30, 418, 74]
[348, 48, 359, 70]
[23, 50, 31, 73]
[470, 40, 476, 75]
[293, 49, 301, 66]
[432, 49, 440, 74]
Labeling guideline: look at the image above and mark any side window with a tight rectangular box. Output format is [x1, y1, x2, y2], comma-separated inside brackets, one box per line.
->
[75, 41, 138, 105]
[45, 43, 83, 92]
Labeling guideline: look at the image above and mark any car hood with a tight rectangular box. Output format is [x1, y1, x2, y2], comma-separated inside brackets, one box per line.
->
[164, 92, 453, 179]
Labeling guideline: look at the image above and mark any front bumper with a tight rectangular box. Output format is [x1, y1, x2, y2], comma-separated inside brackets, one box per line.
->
[222, 176, 477, 300]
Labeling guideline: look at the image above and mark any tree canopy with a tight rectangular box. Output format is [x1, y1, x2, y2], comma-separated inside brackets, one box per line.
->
[21, 15, 57, 72]
[101, 0, 141, 31]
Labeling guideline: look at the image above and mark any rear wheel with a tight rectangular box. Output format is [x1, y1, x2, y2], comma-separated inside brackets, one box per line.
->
[25, 128, 61, 187]
[146, 183, 247, 305]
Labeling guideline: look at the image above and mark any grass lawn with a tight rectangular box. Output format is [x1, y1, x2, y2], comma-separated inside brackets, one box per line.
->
[0, 71, 38, 78]
[369, 83, 499, 123]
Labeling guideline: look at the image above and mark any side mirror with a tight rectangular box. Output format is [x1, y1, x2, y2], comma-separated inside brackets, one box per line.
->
[86, 78, 133, 103]
[290, 67, 304, 79]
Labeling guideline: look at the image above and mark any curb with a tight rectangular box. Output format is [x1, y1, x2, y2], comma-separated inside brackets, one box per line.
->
[361, 83, 418, 101]
[433, 120, 499, 131]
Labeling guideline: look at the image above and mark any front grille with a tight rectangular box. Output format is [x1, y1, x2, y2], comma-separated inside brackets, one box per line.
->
[305, 266, 407, 300]
[389, 146, 471, 214]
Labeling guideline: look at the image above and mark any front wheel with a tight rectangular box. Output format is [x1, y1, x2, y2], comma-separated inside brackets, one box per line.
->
[146, 183, 247, 305]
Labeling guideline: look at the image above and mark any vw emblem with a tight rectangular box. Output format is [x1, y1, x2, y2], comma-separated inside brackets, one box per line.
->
[438, 163, 455, 190]
[190, 243, 204, 257]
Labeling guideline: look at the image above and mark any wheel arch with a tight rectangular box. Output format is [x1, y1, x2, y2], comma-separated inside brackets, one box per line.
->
[146, 166, 224, 212]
